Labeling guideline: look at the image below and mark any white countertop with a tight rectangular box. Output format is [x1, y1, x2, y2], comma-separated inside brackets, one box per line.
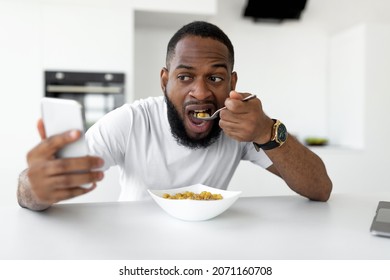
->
[1, 192, 389, 260]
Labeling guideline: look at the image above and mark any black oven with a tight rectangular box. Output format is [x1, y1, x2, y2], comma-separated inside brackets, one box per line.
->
[45, 70, 125, 129]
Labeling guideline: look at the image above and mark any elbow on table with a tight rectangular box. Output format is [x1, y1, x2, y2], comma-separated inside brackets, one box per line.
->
[310, 179, 333, 202]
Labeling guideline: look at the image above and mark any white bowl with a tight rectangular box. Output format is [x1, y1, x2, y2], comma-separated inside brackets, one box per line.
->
[148, 184, 242, 221]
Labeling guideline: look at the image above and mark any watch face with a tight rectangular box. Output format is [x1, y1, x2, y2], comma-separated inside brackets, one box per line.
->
[277, 123, 287, 142]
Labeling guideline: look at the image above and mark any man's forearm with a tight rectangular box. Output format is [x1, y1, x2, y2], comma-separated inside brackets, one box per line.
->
[17, 169, 51, 211]
[266, 134, 332, 202]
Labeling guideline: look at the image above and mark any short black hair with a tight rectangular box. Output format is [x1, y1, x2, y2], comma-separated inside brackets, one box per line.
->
[166, 21, 235, 70]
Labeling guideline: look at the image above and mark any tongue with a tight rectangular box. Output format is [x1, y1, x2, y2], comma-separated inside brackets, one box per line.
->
[191, 117, 205, 125]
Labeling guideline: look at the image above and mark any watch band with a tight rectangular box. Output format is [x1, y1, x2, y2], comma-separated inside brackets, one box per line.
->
[253, 140, 280, 151]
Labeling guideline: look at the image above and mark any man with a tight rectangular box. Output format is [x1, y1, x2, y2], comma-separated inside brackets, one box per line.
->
[17, 21, 332, 211]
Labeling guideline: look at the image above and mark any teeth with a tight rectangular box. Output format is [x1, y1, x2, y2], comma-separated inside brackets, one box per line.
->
[193, 110, 210, 118]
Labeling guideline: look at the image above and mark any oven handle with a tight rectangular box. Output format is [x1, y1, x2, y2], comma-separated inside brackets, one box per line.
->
[46, 85, 123, 94]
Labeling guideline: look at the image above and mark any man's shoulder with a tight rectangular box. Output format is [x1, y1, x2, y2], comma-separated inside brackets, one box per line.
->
[126, 96, 166, 122]
[88, 96, 165, 130]
[107, 96, 164, 121]
[131, 96, 164, 110]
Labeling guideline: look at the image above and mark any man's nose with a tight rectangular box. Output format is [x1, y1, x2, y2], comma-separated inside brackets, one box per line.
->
[189, 79, 212, 100]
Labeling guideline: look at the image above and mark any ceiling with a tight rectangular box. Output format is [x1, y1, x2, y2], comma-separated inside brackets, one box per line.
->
[135, 0, 390, 33]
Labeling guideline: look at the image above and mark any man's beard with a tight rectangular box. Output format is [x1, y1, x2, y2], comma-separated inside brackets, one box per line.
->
[164, 93, 222, 149]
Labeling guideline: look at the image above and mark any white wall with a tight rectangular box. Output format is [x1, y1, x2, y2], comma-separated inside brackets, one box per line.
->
[0, 1, 42, 207]
[133, 28, 171, 100]
[2, 0, 390, 207]
[328, 25, 366, 150]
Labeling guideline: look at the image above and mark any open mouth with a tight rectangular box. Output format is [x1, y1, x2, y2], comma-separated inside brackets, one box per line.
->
[186, 105, 215, 124]
[188, 109, 211, 126]
[185, 104, 216, 132]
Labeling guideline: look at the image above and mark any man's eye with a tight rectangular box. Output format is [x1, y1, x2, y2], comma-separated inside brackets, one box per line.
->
[178, 75, 192, 81]
[209, 76, 223, 82]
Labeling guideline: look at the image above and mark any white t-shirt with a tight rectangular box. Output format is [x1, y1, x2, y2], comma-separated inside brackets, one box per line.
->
[86, 96, 272, 201]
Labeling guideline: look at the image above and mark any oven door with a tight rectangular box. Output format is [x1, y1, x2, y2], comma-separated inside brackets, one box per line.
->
[45, 71, 125, 129]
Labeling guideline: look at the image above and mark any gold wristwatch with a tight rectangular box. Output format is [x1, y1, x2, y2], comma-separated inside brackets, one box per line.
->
[253, 119, 288, 151]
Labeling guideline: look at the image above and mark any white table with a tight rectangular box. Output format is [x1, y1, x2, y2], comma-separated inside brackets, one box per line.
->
[1, 192, 389, 260]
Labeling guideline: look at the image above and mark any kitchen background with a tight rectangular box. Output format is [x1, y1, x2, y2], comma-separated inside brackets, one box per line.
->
[1, 0, 390, 207]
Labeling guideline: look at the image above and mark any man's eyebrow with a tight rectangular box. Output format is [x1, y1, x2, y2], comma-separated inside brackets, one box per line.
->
[175, 64, 194, 70]
[174, 63, 228, 71]
[212, 63, 228, 70]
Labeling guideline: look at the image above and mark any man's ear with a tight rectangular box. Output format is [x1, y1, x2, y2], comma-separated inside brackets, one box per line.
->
[231, 71, 238, 90]
[160, 67, 168, 92]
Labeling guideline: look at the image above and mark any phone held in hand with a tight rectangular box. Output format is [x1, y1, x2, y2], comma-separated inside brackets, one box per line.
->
[370, 201, 390, 238]
[41, 97, 88, 159]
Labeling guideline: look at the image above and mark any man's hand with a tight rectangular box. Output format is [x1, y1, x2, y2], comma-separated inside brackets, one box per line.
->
[219, 90, 274, 144]
[18, 119, 104, 210]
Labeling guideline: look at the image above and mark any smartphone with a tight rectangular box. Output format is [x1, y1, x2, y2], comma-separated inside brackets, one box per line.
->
[370, 201, 390, 238]
[41, 97, 88, 158]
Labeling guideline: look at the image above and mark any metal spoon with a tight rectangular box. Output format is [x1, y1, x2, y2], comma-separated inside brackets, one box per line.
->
[194, 94, 257, 121]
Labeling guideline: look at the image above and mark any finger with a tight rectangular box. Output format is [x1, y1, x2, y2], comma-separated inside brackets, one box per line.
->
[229, 90, 244, 100]
[45, 171, 104, 190]
[228, 90, 255, 101]
[46, 156, 104, 176]
[37, 119, 46, 140]
[219, 106, 250, 123]
[225, 92, 255, 113]
[220, 117, 258, 141]
[221, 126, 251, 142]
[27, 130, 81, 161]
[51, 184, 97, 203]
[27, 165, 101, 203]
